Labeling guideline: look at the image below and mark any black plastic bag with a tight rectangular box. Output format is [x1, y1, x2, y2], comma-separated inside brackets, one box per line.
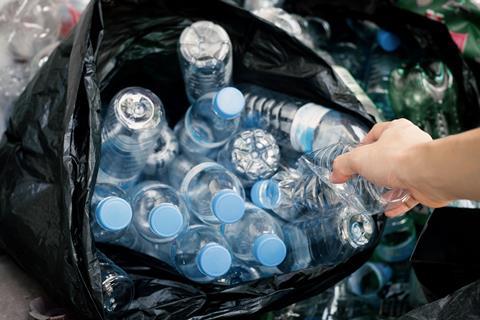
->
[0, 0, 478, 319]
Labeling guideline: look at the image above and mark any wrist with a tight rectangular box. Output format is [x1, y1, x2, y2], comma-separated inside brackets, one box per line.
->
[395, 142, 429, 191]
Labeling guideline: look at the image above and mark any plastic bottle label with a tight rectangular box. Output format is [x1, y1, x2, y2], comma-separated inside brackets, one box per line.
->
[332, 65, 383, 123]
[290, 103, 329, 152]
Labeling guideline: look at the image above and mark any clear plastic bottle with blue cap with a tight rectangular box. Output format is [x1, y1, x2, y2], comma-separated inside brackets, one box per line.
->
[214, 258, 261, 286]
[172, 224, 232, 283]
[176, 87, 245, 157]
[97, 251, 134, 316]
[97, 87, 166, 190]
[178, 21, 233, 103]
[90, 183, 133, 243]
[142, 126, 179, 180]
[241, 84, 368, 153]
[180, 162, 246, 225]
[222, 203, 287, 272]
[166, 153, 212, 189]
[364, 29, 403, 120]
[217, 129, 281, 187]
[280, 206, 376, 273]
[130, 181, 189, 248]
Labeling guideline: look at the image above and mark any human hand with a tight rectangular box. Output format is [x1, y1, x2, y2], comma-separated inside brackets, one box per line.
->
[330, 119, 448, 217]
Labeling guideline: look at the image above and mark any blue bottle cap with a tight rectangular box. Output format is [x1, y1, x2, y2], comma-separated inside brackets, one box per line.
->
[251, 180, 282, 210]
[213, 87, 245, 119]
[96, 197, 133, 231]
[211, 190, 245, 223]
[148, 203, 185, 238]
[377, 29, 401, 52]
[253, 234, 287, 267]
[197, 242, 232, 277]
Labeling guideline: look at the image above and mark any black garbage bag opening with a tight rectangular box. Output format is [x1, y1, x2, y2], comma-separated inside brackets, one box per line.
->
[0, 0, 478, 319]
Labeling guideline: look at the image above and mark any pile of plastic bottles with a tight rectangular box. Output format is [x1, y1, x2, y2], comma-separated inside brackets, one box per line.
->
[0, 0, 89, 135]
[89, 19, 419, 316]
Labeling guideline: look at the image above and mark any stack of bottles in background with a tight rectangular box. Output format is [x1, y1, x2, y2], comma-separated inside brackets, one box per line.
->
[0, 0, 89, 136]
[88, 12, 462, 314]
[242, 2, 461, 138]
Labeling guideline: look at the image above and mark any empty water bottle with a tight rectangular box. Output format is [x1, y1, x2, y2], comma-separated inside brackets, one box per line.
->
[217, 129, 280, 186]
[130, 181, 189, 245]
[90, 183, 133, 243]
[97, 87, 165, 189]
[364, 30, 402, 120]
[97, 252, 134, 315]
[176, 87, 245, 156]
[172, 225, 232, 283]
[166, 153, 211, 189]
[280, 206, 376, 272]
[178, 21, 233, 103]
[299, 143, 410, 214]
[180, 162, 246, 224]
[215, 259, 261, 285]
[222, 203, 287, 268]
[241, 84, 368, 153]
[143, 126, 179, 179]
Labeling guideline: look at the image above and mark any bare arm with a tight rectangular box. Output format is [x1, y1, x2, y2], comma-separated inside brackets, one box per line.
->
[331, 119, 480, 217]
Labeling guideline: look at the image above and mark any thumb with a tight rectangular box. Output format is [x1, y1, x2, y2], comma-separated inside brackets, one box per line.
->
[330, 151, 358, 184]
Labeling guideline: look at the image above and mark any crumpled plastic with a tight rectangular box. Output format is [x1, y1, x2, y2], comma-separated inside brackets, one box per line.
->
[0, 0, 478, 319]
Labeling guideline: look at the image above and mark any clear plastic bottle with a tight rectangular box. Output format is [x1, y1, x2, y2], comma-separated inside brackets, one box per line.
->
[180, 162, 246, 225]
[166, 153, 211, 189]
[280, 206, 376, 272]
[176, 87, 245, 156]
[240, 84, 368, 153]
[364, 30, 402, 121]
[142, 126, 179, 179]
[178, 21, 233, 103]
[172, 225, 232, 283]
[130, 181, 189, 244]
[97, 252, 134, 315]
[298, 143, 410, 214]
[214, 258, 261, 286]
[222, 203, 287, 269]
[90, 183, 133, 243]
[97, 87, 165, 189]
[217, 129, 280, 186]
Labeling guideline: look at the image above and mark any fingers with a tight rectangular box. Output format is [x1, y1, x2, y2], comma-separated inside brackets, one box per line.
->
[330, 146, 365, 183]
[361, 121, 392, 145]
[385, 195, 419, 217]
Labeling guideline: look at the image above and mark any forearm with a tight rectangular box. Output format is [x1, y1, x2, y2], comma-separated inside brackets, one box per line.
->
[402, 128, 480, 201]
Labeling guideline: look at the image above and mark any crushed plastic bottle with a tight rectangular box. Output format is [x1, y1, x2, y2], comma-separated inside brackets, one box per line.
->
[241, 84, 368, 153]
[280, 206, 376, 272]
[178, 20, 233, 103]
[97, 87, 165, 189]
[172, 224, 232, 283]
[222, 203, 287, 269]
[97, 252, 134, 315]
[130, 181, 189, 245]
[176, 87, 245, 156]
[217, 129, 280, 186]
[180, 162, 246, 225]
[90, 183, 133, 243]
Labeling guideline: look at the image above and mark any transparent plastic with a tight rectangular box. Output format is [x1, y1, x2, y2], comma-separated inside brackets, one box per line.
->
[172, 225, 232, 283]
[214, 258, 261, 286]
[279, 206, 376, 272]
[178, 20, 233, 103]
[217, 129, 280, 186]
[143, 126, 179, 179]
[222, 203, 287, 268]
[90, 183, 133, 243]
[98, 87, 165, 189]
[240, 84, 368, 152]
[166, 153, 211, 189]
[97, 252, 134, 315]
[176, 87, 245, 156]
[180, 162, 246, 225]
[130, 181, 189, 244]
